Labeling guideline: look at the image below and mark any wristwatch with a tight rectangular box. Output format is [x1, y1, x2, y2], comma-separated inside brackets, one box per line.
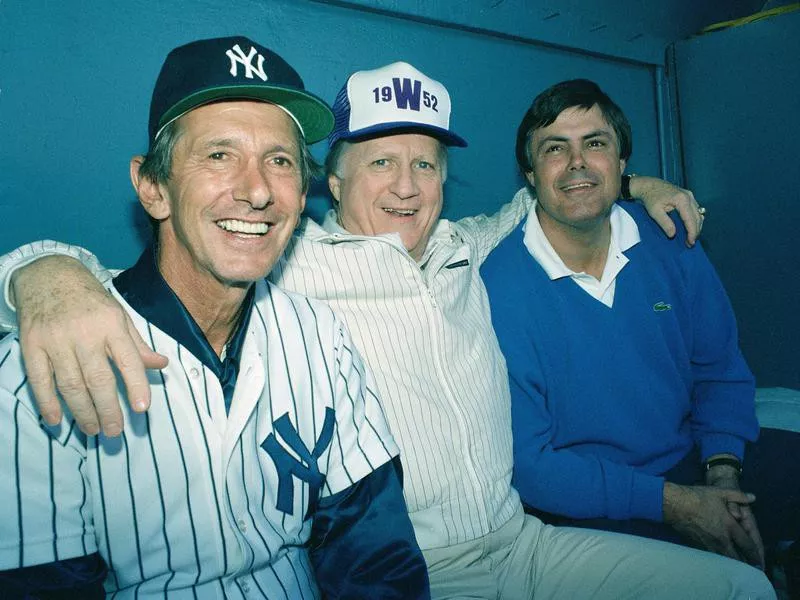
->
[620, 174, 636, 201]
[704, 456, 743, 475]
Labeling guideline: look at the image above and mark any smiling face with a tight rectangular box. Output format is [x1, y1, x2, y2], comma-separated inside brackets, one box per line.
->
[135, 101, 306, 296]
[527, 104, 626, 233]
[328, 133, 445, 261]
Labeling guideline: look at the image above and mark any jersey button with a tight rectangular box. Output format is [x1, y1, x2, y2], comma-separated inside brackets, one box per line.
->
[189, 368, 200, 379]
[237, 518, 247, 532]
[240, 580, 251, 593]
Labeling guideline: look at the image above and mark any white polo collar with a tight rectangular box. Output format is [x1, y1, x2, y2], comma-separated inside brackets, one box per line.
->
[522, 201, 641, 306]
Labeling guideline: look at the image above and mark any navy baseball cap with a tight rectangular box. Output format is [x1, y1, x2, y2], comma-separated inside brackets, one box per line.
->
[328, 61, 467, 148]
[149, 36, 334, 144]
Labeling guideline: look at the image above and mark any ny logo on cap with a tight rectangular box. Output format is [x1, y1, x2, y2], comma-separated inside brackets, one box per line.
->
[226, 43, 269, 81]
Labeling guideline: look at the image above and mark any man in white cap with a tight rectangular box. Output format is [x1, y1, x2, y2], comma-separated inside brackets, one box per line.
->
[0, 38, 428, 599]
[0, 61, 773, 598]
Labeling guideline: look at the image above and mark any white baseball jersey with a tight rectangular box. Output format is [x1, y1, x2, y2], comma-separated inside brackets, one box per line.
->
[0, 271, 399, 598]
[0, 189, 531, 552]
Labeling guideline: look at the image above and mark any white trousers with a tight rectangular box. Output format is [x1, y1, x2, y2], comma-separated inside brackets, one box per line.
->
[423, 506, 774, 599]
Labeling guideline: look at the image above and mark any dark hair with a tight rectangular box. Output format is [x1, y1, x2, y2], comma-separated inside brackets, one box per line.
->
[515, 79, 632, 174]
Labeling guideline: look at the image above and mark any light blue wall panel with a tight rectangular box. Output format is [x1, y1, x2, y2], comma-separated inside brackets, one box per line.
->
[674, 11, 800, 387]
[1, 0, 661, 268]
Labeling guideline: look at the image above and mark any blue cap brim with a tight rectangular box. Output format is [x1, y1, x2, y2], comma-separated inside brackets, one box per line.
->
[330, 121, 467, 148]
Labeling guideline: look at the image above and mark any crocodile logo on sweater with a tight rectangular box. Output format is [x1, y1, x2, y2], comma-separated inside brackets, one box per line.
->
[653, 301, 672, 312]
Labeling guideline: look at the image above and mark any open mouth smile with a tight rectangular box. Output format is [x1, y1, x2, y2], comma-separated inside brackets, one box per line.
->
[383, 208, 417, 216]
[560, 182, 596, 192]
[216, 219, 270, 236]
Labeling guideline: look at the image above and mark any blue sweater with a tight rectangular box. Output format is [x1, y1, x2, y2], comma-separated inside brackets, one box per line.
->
[481, 203, 757, 522]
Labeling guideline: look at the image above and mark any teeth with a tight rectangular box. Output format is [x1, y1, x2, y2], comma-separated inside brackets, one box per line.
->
[383, 208, 416, 216]
[563, 183, 594, 191]
[217, 219, 269, 235]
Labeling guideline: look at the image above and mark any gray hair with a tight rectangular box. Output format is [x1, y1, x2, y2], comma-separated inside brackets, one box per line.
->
[138, 110, 320, 193]
[325, 138, 449, 183]
[136, 110, 320, 236]
[138, 120, 184, 185]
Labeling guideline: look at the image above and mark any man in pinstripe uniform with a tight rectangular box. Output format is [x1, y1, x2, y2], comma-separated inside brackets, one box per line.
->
[0, 63, 774, 597]
[0, 37, 428, 598]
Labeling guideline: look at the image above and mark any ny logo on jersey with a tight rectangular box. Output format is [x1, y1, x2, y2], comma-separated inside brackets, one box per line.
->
[261, 408, 335, 517]
[225, 44, 269, 81]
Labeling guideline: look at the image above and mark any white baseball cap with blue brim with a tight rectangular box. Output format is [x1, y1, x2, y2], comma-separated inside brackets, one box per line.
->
[328, 61, 468, 148]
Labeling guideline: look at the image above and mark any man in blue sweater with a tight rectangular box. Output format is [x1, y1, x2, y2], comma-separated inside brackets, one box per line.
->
[482, 79, 799, 581]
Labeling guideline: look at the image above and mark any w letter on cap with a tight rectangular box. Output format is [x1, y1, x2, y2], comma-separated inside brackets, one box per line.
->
[392, 78, 422, 111]
[226, 44, 269, 81]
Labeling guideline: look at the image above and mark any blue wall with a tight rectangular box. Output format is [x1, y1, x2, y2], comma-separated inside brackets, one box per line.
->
[1, 0, 663, 268]
[4, 1, 793, 386]
[674, 10, 800, 388]
[3, 1, 794, 387]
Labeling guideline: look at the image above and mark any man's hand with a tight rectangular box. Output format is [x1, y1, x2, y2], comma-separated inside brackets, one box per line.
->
[629, 176, 705, 247]
[663, 481, 763, 567]
[705, 463, 766, 570]
[11, 255, 168, 436]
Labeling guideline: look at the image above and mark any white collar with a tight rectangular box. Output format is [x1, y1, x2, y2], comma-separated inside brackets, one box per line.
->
[320, 209, 454, 264]
[522, 201, 641, 281]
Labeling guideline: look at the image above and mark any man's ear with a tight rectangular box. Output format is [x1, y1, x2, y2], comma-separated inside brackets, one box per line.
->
[523, 170, 539, 199]
[619, 158, 627, 174]
[130, 156, 170, 220]
[327, 173, 342, 204]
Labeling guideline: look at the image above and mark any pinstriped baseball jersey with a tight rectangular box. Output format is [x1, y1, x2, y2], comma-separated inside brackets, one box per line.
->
[0, 276, 399, 598]
[0, 188, 532, 551]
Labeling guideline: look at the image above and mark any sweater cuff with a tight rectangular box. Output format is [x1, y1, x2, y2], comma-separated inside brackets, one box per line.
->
[699, 433, 746, 463]
[630, 473, 666, 522]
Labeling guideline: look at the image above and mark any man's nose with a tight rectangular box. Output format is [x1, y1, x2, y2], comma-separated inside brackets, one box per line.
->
[567, 146, 587, 170]
[234, 158, 273, 209]
[390, 164, 420, 199]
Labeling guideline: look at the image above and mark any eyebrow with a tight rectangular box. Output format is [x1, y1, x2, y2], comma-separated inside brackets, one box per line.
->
[199, 138, 298, 155]
[201, 138, 236, 150]
[536, 129, 613, 153]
